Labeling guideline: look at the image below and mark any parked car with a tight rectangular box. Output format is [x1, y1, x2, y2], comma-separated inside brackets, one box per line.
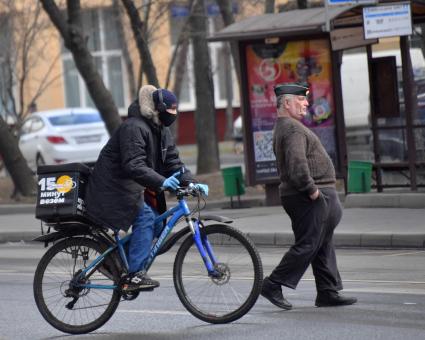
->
[18, 108, 109, 171]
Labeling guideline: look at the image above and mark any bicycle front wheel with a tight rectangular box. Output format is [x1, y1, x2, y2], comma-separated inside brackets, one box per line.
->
[173, 224, 263, 323]
[33, 237, 121, 334]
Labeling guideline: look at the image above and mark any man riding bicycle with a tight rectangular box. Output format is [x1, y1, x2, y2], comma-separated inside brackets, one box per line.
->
[85, 85, 208, 292]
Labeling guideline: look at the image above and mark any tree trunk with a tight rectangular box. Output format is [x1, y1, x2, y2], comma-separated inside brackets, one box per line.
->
[41, 0, 122, 135]
[216, 0, 240, 83]
[297, 0, 308, 9]
[265, 0, 275, 13]
[215, 0, 238, 141]
[121, 0, 159, 88]
[113, 0, 137, 98]
[223, 44, 234, 140]
[190, 0, 220, 174]
[0, 117, 35, 196]
[170, 38, 189, 140]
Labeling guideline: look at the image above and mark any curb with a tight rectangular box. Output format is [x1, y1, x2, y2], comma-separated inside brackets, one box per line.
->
[344, 193, 425, 209]
[0, 231, 39, 244]
[0, 204, 35, 215]
[247, 232, 425, 249]
[3, 231, 424, 249]
[1, 192, 424, 215]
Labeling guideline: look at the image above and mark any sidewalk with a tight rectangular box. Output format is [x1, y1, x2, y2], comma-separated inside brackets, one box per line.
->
[0, 192, 424, 248]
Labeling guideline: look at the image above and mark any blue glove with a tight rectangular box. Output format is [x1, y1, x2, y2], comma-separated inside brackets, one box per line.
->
[162, 172, 180, 190]
[193, 183, 209, 196]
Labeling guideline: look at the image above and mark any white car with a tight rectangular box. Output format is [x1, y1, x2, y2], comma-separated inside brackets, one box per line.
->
[19, 108, 109, 171]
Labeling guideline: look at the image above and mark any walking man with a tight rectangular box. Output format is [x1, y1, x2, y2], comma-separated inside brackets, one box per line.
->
[261, 82, 357, 309]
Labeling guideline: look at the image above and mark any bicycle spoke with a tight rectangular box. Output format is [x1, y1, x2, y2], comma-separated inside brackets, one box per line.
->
[34, 238, 121, 334]
[174, 225, 262, 323]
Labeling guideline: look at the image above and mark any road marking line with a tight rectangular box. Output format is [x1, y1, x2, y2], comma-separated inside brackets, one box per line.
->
[2, 272, 425, 286]
[117, 309, 190, 316]
[342, 288, 425, 295]
[383, 250, 425, 257]
[300, 278, 425, 285]
[117, 309, 253, 317]
[403, 302, 417, 305]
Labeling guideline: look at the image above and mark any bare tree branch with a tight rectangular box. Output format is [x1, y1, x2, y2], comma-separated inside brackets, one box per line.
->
[40, 0, 69, 40]
[41, 0, 122, 135]
[164, 2, 195, 89]
[216, 0, 241, 83]
[26, 53, 62, 117]
[112, 0, 137, 97]
[121, 0, 159, 87]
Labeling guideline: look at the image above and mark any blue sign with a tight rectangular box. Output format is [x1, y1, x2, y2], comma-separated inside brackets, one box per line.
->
[171, 2, 238, 18]
[171, 5, 190, 18]
[328, 0, 376, 4]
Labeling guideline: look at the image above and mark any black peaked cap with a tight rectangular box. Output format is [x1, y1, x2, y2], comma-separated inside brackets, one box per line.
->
[274, 83, 309, 97]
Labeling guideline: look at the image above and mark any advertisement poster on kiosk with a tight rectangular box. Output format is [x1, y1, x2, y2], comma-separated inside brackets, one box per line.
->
[245, 38, 338, 182]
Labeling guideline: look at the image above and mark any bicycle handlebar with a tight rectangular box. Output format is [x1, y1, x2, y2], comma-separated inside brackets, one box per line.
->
[158, 184, 202, 199]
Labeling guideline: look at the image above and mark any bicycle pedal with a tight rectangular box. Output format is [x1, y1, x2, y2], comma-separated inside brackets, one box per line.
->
[137, 287, 154, 292]
[121, 284, 155, 293]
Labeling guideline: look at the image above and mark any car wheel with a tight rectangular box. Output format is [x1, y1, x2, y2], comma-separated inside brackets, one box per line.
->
[36, 154, 45, 167]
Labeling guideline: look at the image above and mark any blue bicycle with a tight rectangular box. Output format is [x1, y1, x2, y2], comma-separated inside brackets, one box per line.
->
[33, 185, 263, 334]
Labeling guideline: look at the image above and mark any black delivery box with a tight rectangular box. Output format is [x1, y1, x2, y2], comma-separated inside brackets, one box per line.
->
[35, 163, 91, 223]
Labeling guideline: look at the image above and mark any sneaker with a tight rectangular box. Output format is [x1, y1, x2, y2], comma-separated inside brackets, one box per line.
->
[122, 272, 160, 292]
[315, 291, 357, 307]
[260, 276, 293, 310]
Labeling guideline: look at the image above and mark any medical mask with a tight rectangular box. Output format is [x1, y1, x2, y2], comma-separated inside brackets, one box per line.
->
[159, 110, 177, 126]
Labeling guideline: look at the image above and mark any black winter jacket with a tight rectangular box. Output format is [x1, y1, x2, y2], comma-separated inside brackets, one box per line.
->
[85, 99, 192, 231]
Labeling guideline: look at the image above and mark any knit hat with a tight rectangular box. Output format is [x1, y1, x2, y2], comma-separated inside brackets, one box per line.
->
[152, 89, 178, 112]
[274, 82, 309, 97]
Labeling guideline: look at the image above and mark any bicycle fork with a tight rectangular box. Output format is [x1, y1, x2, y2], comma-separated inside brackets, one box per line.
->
[189, 219, 221, 278]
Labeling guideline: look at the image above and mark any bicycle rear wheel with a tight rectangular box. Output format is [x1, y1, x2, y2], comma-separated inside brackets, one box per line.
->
[173, 224, 263, 323]
[33, 237, 121, 334]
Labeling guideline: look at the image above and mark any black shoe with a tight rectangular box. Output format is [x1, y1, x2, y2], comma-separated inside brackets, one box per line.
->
[315, 291, 357, 307]
[261, 276, 293, 310]
[122, 272, 160, 292]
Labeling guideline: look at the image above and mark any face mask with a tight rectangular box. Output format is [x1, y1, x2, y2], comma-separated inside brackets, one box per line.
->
[159, 110, 177, 126]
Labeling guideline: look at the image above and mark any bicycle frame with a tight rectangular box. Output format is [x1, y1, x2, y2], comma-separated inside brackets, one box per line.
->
[73, 195, 218, 290]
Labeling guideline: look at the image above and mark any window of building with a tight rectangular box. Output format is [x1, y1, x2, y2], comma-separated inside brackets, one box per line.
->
[61, 7, 127, 112]
[169, 1, 239, 111]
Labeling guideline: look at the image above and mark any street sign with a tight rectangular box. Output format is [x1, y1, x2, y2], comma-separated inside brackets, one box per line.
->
[363, 2, 412, 39]
[330, 27, 377, 51]
[328, 0, 376, 5]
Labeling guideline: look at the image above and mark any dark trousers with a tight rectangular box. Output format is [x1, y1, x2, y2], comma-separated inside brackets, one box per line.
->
[269, 187, 343, 292]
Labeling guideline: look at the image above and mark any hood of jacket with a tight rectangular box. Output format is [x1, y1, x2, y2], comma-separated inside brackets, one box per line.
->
[135, 84, 160, 125]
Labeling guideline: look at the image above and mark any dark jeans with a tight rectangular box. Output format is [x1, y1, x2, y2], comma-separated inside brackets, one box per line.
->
[269, 187, 343, 292]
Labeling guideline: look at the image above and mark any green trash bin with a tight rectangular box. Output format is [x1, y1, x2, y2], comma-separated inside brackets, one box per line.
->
[221, 166, 245, 198]
[347, 160, 373, 193]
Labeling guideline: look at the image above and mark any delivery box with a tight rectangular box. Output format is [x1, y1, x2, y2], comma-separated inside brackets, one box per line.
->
[35, 163, 91, 223]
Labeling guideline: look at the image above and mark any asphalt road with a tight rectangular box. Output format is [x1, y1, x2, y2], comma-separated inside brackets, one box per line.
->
[0, 243, 424, 340]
